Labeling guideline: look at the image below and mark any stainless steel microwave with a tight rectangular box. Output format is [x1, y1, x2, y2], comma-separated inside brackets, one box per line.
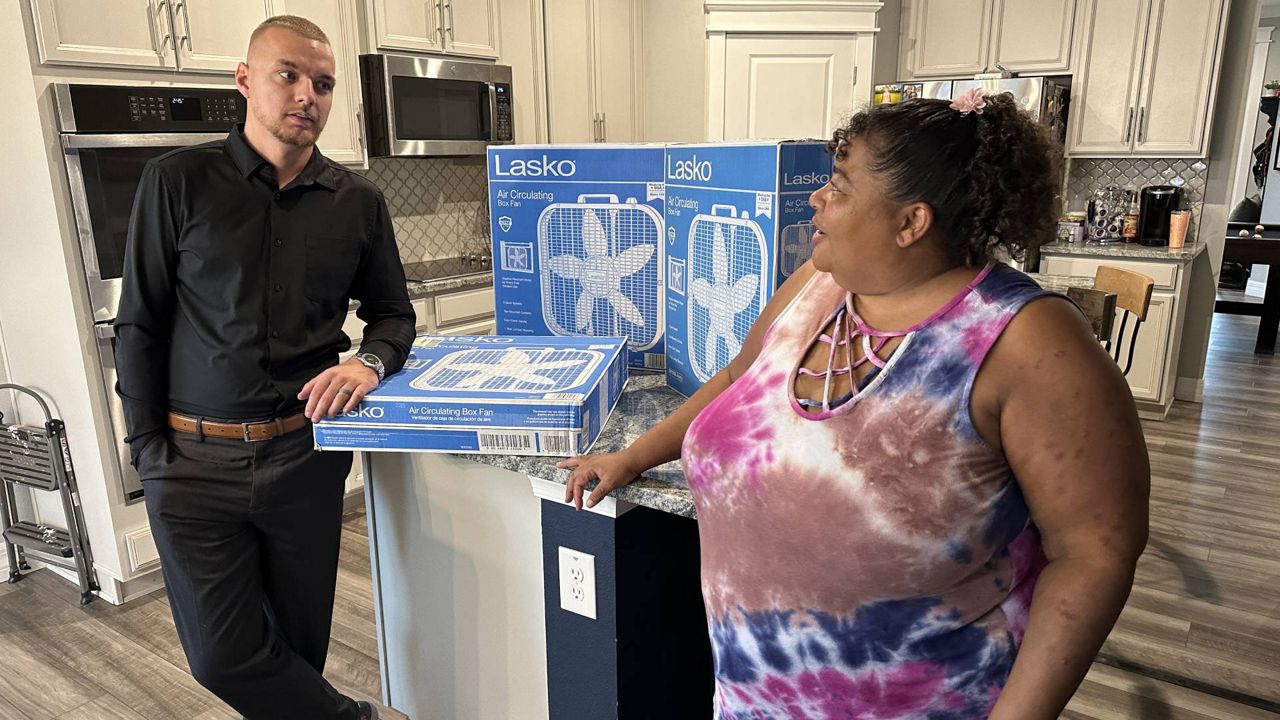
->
[359, 53, 513, 157]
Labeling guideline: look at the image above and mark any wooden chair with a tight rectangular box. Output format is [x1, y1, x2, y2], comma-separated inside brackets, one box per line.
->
[1092, 265, 1155, 376]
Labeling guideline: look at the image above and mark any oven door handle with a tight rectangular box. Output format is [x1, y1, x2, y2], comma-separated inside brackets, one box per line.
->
[61, 133, 227, 149]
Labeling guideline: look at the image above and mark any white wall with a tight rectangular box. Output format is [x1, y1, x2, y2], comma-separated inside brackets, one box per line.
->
[640, 0, 707, 142]
[1262, 17, 1280, 88]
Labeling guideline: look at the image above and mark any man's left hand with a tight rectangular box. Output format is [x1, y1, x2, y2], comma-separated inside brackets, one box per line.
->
[299, 359, 379, 422]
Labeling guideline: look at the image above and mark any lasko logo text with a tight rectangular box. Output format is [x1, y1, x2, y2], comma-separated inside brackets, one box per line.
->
[667, 155, 713, 182]
[784, 172, 831, 186]
[343, 406, 385, 419]
[491, 154, 578, 177]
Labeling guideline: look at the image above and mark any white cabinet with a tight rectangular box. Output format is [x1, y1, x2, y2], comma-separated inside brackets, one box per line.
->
[544, 0, 641, 143]
[175, 0, 274, 72]
[988, 0, 1076, 74]
[1067, 0, 1229, 158]
[705, 2, 879, 142]
[720, 34, 872, 141]
[31, 0, 274, 72]
[1039, 254, 1188, 418]
[369, 0, 499, 58]
[902, 0, 1076, 79]
[905, 0, 990, 78]
[31, 0, 176, 69]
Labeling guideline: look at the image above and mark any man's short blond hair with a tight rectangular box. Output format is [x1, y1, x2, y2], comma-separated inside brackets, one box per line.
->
[249, 15, 330, 48]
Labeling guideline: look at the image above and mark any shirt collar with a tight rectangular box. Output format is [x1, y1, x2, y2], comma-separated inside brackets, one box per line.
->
[224, 123, 338, 191]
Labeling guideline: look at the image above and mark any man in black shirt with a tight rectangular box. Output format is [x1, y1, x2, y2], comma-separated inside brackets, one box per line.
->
[115, 15, 411, 720]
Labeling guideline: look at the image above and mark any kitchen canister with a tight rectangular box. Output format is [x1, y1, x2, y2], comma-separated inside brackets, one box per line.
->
[1087, 186, 1126, 243]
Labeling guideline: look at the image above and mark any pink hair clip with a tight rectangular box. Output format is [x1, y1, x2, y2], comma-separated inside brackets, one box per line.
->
[950, 88, 987, 116]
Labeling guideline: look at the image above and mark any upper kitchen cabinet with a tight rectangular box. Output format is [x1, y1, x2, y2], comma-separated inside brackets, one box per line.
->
[706, 1, 877, 142]
[901, 0, 1076, 79]
[544, 0, 641, 143]
[32, 0, 274, 72]
[903, 0, 991, 78]
[176, 0, 277, 72]
[31, 0, 176, 69]
[1067, 0, 1229, 158]
[370, 0, 499, 58]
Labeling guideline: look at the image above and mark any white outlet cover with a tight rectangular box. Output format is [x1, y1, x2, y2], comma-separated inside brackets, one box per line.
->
[558, 546, 597, 620]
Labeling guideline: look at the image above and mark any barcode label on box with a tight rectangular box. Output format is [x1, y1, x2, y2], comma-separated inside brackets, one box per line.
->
[544, 393, 585, 401]
[539, 433, 573, 456]
[478, 432, 535, 452]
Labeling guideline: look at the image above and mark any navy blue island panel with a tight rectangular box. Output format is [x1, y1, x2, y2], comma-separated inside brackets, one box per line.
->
[541, 499, 712, 719]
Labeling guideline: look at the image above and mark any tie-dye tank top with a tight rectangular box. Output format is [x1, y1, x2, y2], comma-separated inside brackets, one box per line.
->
[681, 263, 1054, 719]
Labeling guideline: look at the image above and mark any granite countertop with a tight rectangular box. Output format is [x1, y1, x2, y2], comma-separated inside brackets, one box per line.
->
[462, 373, 698, 518]
[1024, 273, 1095, 293]
[1037, 239, 1206, 262]
[403, 257, 493, 298]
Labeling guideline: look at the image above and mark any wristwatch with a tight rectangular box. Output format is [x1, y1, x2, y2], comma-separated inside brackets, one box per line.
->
[354, 352, 385, 382]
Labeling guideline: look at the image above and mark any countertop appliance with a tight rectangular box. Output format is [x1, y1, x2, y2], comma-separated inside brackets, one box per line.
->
[1138, 185, 1184, 246]
[360, 53, 513, 157]
[880, 76, 1071, 145]
[55, 83, 245, 502]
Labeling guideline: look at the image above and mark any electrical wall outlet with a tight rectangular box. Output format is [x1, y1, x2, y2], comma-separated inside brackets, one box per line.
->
[558, 546, 597, 619]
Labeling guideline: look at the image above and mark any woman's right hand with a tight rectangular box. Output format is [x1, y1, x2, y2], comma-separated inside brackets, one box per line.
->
[558, 451, 642, 510]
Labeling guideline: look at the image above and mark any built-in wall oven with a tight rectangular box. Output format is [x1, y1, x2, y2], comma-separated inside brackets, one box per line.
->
[56, 83, 245, 502]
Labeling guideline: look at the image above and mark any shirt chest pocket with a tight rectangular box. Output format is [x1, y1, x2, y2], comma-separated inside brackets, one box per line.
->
[303, 235, 363, 305]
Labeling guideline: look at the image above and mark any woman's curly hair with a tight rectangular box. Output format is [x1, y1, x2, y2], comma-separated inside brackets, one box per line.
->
[828, 93, 1062, 267]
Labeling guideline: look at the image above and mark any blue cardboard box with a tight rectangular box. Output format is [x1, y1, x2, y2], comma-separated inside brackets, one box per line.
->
[313, 335, 629, 456]
[488, 144, 667, 371]
[663, 141, 831, 397]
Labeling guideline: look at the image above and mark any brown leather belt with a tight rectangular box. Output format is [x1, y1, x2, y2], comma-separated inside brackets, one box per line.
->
[167, 411, 309, 442]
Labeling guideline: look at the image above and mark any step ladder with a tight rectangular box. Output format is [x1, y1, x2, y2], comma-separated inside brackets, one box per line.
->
[0, 383, 99, 605]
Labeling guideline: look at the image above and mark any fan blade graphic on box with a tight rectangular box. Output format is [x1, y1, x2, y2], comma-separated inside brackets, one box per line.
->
[687, 208, 766, 382]
[537, 196, 664, 351]
[410, 347, 604, 393]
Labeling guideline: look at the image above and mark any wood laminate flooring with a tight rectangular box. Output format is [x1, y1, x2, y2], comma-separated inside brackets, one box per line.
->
[0, 314, 1277, 719]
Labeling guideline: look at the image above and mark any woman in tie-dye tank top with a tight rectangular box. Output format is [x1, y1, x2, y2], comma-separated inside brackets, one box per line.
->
[562, 92, 1150, 719]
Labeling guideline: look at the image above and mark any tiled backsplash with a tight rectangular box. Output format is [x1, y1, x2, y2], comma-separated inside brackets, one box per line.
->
[1065, 157, 1210, 238]
[363, 156, 491, 265]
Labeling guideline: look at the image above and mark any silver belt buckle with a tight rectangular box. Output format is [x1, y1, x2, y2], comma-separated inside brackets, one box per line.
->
[242, 422, 265, 442]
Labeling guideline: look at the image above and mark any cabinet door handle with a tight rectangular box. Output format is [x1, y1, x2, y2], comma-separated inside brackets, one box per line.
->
[1138, 107, 1147, 144]
[174, 0, 192, 51]
[434, 0, 444, 44]
[1123, 107, 1134, 144]
[592, 114, 600, 142]
[445, 1, 455, 40]
[147, 0, 162, 57]
[155, 0, 173, 58]
[600, 113, 606, 142]
[356, 105, 365, 152]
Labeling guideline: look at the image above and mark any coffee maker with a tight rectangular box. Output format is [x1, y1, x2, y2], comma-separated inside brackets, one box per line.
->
[1137, 185, 1185, 246]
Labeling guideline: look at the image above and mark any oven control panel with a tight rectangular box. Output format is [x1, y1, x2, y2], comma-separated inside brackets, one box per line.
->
[59, 84, 246, 133]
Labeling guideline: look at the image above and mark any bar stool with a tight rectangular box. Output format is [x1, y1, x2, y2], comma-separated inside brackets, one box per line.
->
[1092, 265, 1155, 376]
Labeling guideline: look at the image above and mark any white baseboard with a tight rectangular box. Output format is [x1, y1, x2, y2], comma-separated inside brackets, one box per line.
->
[1175, 376, 1205, 403]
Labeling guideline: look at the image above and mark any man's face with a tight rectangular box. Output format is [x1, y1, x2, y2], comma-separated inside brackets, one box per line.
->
[236, 27, 336, 148]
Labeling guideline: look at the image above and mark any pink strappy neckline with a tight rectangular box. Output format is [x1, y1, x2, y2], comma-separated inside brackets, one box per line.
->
[791, 263, 995, 417]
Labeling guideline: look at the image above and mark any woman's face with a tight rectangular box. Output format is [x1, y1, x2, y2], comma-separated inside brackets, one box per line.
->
[809, 137, 925, 294]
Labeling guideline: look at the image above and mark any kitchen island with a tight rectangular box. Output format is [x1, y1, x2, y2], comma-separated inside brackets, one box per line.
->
[360, 373, 710, 720]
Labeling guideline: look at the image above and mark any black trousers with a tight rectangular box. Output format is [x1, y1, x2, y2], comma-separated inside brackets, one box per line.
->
[138, 424, 359, 720]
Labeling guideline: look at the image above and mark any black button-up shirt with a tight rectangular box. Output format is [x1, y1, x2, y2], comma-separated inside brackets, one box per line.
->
[115, 125, 415, 448]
